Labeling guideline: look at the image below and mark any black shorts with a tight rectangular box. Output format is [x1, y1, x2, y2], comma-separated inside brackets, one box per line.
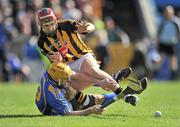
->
[158, 43, 175, 55]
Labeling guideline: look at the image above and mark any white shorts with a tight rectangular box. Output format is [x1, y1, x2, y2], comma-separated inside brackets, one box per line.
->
[68, 53, 100, 72]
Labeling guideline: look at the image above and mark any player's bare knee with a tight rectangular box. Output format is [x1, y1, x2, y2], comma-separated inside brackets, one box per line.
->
[103, 78, 119, 90]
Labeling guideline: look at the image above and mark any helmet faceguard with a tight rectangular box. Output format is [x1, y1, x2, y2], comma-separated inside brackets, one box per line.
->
[37, 8, 58, 36]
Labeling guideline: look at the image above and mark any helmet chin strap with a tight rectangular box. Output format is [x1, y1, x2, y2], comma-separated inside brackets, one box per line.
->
[43, 22, 58, 36]
[45, 29, 57, 36]
[47, 28, 58, 36]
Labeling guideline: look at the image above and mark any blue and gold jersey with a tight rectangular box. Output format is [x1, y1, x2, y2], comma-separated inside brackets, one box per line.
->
[35, 71, 72, 115]
[37, 20, 93, 62]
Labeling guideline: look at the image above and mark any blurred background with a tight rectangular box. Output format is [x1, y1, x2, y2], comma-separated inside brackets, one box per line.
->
[0, 0, 180, 83]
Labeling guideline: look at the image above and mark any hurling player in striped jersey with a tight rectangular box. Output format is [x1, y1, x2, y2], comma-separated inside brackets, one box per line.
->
[37, 7, 130, 94]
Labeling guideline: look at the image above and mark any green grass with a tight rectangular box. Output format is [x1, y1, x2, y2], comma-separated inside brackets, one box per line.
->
[0, 81, 180, 127]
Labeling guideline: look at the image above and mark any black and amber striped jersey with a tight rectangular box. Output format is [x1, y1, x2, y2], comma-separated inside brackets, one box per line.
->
[37, 20, 93, 62]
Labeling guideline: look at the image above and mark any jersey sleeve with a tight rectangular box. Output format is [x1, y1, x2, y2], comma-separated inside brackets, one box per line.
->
[58, 20, 87, 34]
[37, 38, 49, 56]
[57, 20, 76, 32]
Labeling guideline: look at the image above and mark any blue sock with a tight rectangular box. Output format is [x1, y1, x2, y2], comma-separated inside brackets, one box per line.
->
[102, 93, 116, 105]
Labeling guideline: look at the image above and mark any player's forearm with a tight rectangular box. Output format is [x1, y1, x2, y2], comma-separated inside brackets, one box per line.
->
[66, 105, 103, 116]
[66, 108, 93, 116]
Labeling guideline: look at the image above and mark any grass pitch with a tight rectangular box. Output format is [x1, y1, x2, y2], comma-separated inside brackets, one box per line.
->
[0, 81, 180, 127]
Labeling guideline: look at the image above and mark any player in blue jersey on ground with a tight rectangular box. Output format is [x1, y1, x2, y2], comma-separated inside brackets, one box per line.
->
[35, 62, 147, 116]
